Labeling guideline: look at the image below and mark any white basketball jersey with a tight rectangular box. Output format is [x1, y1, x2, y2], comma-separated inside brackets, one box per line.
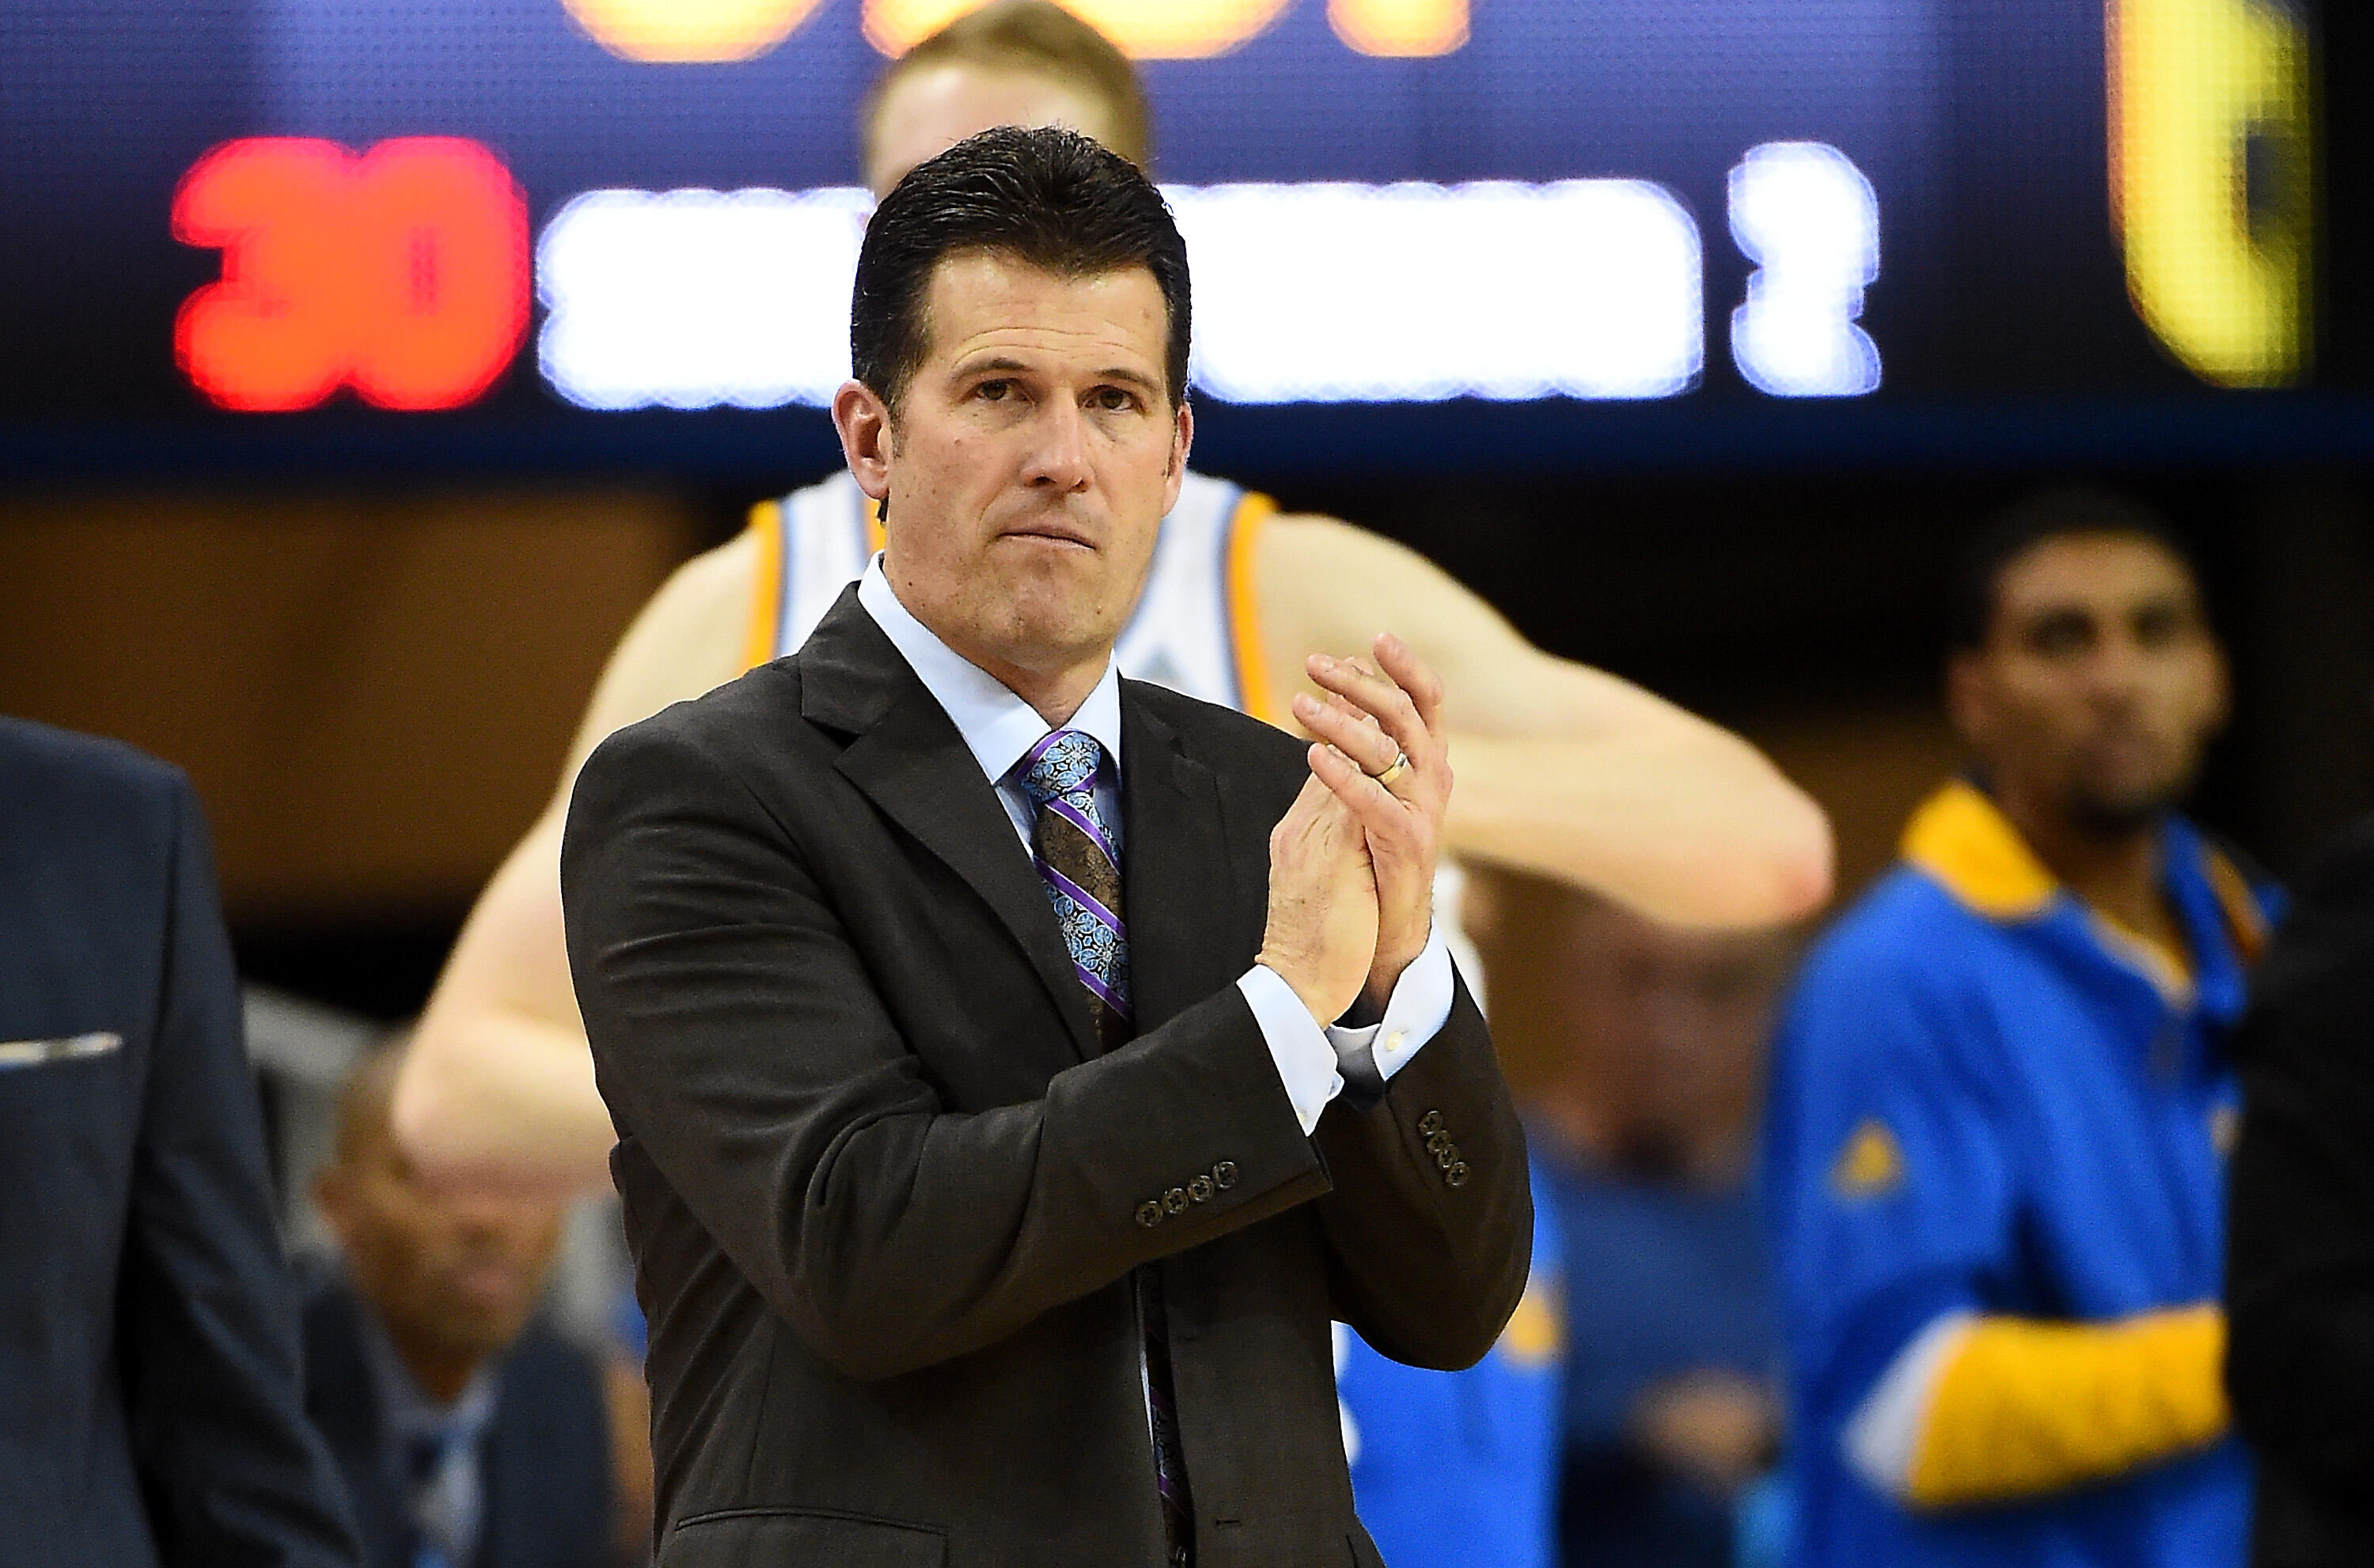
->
[745, 468, 1275, 720]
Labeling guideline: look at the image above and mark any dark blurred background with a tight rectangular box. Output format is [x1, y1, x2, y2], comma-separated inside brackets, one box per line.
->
[0, 0, 2366, 1017]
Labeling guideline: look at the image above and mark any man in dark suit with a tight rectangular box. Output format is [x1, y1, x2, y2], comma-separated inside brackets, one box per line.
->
[0, 716, 360, 1568]
[2227, 815, 2374, 1566]
[305, 1043, 619, 1568]
[561, 127, 1533, 1568]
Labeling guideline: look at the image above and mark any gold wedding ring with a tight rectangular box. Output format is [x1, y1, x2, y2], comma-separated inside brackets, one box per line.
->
[1371, 751, 1410, 788]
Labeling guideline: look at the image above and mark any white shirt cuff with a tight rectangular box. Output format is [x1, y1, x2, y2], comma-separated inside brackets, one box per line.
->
[1236, 927, 1458, 1135]
[1236, 964, 1344, 1135]
[1325, 926, 1455, 1086]
[1842, 1312, 1975, 1500]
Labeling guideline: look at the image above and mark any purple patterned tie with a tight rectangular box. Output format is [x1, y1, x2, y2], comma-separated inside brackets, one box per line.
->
[1020, 731, 1193, 1566]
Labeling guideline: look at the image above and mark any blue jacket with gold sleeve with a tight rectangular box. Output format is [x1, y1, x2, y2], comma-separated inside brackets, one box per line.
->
[1764, 782, 2275, 1568]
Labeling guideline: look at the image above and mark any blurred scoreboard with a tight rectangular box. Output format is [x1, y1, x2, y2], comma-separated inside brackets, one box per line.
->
[0, 0, 2317, 444]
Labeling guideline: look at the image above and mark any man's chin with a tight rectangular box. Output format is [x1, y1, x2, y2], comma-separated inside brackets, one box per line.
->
[992, 584, 1122, 657]
[2064, 778, 2190, 839]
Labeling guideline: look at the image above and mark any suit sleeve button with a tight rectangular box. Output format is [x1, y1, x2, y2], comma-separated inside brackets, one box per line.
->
[1136, 1200, 1164, 1228]
[1435, 1143, 1462, 1171]
[1212, 1161, 1239, 1190]
[1188, 1175, 1215, 1203]
[1418, 1110, 1445, 1134]
[1446, 1161, 1470, 1188]
[1164, 1187, 1189, 1215]
[1425, 1129, 1453, 1154]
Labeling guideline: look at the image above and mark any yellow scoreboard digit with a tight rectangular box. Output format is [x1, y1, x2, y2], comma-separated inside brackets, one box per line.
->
[563, 0, 826, 62]
[2111, 0, 2312, 387]
[864, 0, 1465, 59]
[566, 0, 1470, 66]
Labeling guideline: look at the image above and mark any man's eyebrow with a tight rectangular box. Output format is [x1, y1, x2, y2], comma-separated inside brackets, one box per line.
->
[1091, 365, 1163, 396]
[2014, 602, 2095, 630]
[950, 355, 1162, 396]
[2129, 590, 2200, 619]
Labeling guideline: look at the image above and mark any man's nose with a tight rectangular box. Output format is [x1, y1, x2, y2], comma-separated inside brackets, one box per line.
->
[2087, 632, 2153, 703]
[1022, 400, 1093, 491]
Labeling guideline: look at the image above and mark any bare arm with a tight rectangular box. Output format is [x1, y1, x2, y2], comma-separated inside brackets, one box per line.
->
[1256, 514, 1833, 928]
[393, 532, 759, 1191]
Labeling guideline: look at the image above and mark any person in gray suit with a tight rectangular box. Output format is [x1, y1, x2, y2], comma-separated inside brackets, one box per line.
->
[560, 127, 1532, 1567]
[0, 715, 360, 1568]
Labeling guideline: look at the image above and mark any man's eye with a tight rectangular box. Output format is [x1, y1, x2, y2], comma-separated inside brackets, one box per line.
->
[976, 380, 1013, 401]
[2024, 615, 2093, 657]
[2132, 604, 2188, 647]
[1091, 387, 1136, 412]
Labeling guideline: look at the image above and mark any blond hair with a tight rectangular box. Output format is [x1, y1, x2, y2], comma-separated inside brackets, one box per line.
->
[863, 0, 1153, 175]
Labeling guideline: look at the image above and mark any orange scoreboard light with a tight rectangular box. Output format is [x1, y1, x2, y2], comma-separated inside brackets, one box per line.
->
[172, 138, 529, 411]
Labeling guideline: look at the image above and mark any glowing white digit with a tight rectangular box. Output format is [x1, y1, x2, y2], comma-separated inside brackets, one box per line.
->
[1172, 180, 1702, 402]
[537, 187, 870, 410]
[1727, 142, 1882, 397]
[534, 180, 1704, 408]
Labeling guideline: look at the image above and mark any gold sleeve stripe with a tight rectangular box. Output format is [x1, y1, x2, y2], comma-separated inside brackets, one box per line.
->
[2205, 848, 2270, 966]
[1904, 1305, 2228, 1510]
[1226, 491, 1280, 724]
[742, 498, 785, 674]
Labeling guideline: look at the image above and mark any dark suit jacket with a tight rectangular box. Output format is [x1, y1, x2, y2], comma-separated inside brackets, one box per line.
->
[562, 590, 1533, 1568]
[300, 1271, 616, 1568]
[0, 717, 359, 1568]
[2227, 816, 2374, 1566]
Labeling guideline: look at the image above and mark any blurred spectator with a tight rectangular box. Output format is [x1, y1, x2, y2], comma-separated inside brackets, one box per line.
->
[0, 716, 361, 1568]
[307, 1042, 620, 1568]
[2227, 814, 2374, 1566]
[1466, 866, 1796, 1568]
[1764, 490, 2272, 1566]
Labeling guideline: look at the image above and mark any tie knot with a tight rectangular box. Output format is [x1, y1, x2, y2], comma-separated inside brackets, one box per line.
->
[1022, 729, 1102, 808]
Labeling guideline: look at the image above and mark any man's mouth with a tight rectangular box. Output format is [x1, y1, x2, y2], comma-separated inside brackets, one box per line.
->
[999, 522, 1097, 551]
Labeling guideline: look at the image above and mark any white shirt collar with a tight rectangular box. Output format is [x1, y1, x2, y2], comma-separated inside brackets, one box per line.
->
[857, 554, 1124, 786]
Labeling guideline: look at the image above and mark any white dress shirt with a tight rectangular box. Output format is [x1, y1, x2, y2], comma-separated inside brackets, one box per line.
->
[857, 558, 1453, 1133]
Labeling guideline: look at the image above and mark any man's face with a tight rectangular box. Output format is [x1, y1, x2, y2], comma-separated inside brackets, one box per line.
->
[1552, 903, 1791, 1172]
[843, 250, 1189, 685]
[1949, 532, 2229, 837]
[318, 1115, 563, 1362]
[867, 62, 1117, 199]
[1463, 873, 1791, 1176]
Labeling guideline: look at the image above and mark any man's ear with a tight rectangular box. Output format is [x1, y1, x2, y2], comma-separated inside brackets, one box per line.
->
[2201, 638, 2235, 740]
[833, 379, 895, 506]
[1944, 650, 1990, 751]
[1162, 396, 1194, 508]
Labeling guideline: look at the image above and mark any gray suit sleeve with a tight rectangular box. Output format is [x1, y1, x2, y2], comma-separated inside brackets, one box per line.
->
[563, 723, 1333, 1382]
[116, 775, 362, 1568]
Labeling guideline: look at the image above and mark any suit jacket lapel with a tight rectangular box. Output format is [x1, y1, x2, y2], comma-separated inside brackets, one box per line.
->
[802, 589, 1098, 1062]
[1121, 690, 1242, 1032]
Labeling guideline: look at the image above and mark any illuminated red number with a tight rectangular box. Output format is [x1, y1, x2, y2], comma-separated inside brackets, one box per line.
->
[173, 138, 529, 411]
[172, 140, 355, 411]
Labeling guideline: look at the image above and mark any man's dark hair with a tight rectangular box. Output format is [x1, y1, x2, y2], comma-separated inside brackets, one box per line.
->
[1946, 487, 2202, 653]
[850, 125, 1190, 418]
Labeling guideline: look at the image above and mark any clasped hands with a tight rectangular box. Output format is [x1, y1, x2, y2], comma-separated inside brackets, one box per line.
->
[1257, 632, 1452, 1028]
